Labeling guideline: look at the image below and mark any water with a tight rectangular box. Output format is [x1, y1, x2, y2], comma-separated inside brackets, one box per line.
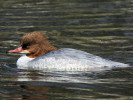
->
[0, 0, 133, 99]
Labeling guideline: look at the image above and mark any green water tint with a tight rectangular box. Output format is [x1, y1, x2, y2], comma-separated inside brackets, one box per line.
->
[0, 0, 133, 99]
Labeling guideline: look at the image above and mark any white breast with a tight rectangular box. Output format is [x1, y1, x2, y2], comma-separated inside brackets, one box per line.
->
[17, 55, 34, 69]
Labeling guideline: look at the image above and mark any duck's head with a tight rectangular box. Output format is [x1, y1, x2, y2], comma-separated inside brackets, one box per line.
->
[9, 31, 58, 58]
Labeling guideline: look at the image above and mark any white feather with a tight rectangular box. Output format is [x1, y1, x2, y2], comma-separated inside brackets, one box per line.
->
[17, 48, 129, 71]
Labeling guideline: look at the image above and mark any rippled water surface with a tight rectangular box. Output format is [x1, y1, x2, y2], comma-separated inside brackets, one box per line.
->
[0, 0, 133, 99]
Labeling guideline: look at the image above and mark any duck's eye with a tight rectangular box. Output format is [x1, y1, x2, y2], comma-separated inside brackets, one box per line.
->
[22, 43, 30, 50]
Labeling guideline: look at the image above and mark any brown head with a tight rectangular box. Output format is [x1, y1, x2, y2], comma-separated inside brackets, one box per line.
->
[9, 31, 59, 58]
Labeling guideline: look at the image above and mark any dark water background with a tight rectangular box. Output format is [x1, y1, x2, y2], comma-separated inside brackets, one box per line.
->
[0, 0, 133, 99]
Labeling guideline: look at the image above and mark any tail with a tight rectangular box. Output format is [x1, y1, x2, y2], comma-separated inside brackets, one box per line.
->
[105, 60, 130, 69]
[113, 62, 130, 68]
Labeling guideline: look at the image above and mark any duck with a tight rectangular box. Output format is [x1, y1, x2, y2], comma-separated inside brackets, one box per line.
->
[9, 31, 129, 71]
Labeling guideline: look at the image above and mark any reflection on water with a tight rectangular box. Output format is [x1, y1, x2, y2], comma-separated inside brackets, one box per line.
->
[0, 0, 133, 99]
[0, 67, 133, 99]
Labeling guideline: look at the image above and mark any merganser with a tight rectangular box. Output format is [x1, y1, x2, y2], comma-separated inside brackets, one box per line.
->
[9, 31, 129, 71]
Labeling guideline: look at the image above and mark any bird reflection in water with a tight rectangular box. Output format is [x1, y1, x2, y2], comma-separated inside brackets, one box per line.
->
[17, 70, 52, 100]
